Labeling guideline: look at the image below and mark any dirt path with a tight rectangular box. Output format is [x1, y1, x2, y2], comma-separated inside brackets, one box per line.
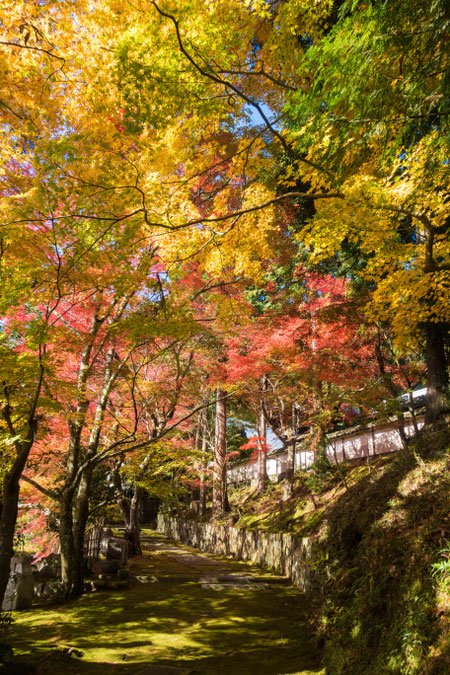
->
[9, 530, 323, 675]
[131, 530, 290, 585]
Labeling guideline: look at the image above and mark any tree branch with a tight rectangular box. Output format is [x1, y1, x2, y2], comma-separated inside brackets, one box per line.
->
[0, 40, 65, 61]
[151, 2, 290, 152]
[21, 475, 58, 499]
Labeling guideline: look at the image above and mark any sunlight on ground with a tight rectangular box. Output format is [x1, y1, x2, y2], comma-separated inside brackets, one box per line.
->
[9, 531, 323, 674]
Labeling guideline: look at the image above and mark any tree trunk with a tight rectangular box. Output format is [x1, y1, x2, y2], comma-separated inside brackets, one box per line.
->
[0, 475, 20, 607]
[374, 334, 409, 449]
[59, 472, 90, 598]
[316, 432, 327, 463]
[72, 467, 95, 596]
[59, 492, 77, 596]
[190, 421, 202, 509]
[283, 405, 297, 500]
[212, 388, 227, 519]
[199, 427, 207, 517]
[0, 437, 34, 609]
[312, 381, 327, 464]
[198, 390, 210, 518]
[256, 397, 267, 494]
[118, 495, 130, 528]
[117, 486, 142, 557]
[124, 486, 143, 557]
[424, 322, 448, 424]
[396, 416, 408, 450]
[59, 407, 88, 597]
[58, 493, 89, 598]
[312, 421, 328, 467]
[114, 460, 131, 529]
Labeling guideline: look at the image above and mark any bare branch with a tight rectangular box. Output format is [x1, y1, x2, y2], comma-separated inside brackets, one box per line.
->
[0, 40, 65, 62]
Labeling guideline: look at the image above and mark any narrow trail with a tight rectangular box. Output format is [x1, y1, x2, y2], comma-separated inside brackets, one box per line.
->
[10, 530, 323, 675]
[131, 530, 290, 586]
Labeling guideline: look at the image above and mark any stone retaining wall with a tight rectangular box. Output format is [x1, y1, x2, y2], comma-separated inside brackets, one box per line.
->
[157, 514, 318, 592]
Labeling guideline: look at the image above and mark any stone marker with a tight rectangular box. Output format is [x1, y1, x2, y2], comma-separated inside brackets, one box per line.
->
[99, 536, 128, 566]
[2, 556, 34, 611]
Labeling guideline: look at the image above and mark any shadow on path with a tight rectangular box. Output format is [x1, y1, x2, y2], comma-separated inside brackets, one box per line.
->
[10, 530, 323, 675]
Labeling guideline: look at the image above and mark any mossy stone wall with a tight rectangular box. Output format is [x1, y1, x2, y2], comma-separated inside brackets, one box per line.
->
[156, 514, 316, 592]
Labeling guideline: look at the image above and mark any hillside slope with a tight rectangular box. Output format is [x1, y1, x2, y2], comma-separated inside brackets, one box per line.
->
[225, 424, 450, 674]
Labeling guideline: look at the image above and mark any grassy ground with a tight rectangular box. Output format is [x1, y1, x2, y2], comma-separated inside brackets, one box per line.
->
[7, 532, 323, 675]
[225, 424, 450, 674]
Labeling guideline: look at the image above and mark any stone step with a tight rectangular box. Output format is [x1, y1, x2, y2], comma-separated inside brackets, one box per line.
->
[200, 581, 270, 590]
[199, 575, 287, 588]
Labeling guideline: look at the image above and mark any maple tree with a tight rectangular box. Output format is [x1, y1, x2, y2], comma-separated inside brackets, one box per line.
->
[222, 267, 420, 495]
[20, 267, 215, 594]
[111, 0, 448, 420]
[111, 337, 202, 556]
[1, 0, 447, 609]
[281, 0, 449, 420]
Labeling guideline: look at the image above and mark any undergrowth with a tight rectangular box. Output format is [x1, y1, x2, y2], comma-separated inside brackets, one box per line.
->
[227, 424, 450, 674]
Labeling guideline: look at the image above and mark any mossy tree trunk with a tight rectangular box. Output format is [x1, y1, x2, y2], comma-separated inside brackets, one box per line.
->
[374, 333, 408, 449]
[199, 428, 208, 517]
[198, 389, 210, 517]
[115, 477, 144, 558]
[0, 382, 40, 609]
[72, 467, 95, 596]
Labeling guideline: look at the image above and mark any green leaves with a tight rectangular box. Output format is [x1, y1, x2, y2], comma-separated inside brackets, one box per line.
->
[287, 0, 449, 178]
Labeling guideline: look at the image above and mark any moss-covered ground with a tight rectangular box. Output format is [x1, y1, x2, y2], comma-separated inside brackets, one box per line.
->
[8, 531, 323, 675]
[7, 426, 449, 674]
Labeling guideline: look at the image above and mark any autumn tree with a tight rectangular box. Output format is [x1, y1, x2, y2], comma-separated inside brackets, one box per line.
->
[114, 0, 448, 420]
[112, 337, 201, 556]
[223, 269, 413, 495]
[1, 0, 447, 607]
[281, 0, 449, 420]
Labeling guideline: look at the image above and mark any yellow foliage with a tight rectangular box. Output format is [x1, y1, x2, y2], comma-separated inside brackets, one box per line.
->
[298, 131, 450, 351]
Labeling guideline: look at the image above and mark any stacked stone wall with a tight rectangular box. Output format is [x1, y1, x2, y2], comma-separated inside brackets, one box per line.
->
[157, 514, 317, 592]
